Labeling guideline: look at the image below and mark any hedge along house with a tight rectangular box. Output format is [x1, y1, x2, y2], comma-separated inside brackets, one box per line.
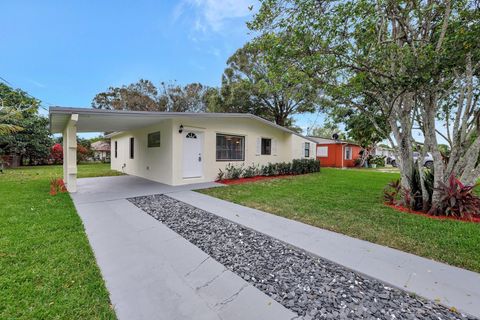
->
[309, 136, 362, 168]
[49, 107, 317, 192]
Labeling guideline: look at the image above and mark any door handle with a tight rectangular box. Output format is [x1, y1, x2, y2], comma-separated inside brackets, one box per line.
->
[198, 153, 202, 162]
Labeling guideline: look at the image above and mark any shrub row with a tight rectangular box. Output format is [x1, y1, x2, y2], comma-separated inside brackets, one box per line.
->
[217, 159, 320, 181]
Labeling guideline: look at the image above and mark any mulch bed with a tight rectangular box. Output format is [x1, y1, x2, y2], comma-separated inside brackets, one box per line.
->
[386, 204, 480, 224]
[218, 174, 294, 185]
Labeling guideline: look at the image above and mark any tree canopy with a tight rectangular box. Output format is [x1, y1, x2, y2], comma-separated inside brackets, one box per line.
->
[0, 83, 40, 135]
[211, 38, 321, 127]
[92, 79, 211, 112]
[0, 83, 52, 164]
[250, 0, 480, 211]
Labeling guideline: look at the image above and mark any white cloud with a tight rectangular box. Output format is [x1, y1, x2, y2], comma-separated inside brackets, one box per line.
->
[174, 0, 255, 32]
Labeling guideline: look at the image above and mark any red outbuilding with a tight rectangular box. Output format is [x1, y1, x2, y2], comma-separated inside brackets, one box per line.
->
[309, 137, 362, 168]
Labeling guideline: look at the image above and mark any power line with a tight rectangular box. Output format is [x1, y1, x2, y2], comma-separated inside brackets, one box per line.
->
[0, 76, 14, 87]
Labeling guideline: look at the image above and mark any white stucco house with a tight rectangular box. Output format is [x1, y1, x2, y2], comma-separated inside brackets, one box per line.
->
[49, 107, 317, 191]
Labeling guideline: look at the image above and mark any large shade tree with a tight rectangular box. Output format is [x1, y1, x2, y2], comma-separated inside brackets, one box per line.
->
[92, 79, 211, 112]
[250, 0, 480, 212]
[0, 83, 52, 164]
[213, 38, 321, 127]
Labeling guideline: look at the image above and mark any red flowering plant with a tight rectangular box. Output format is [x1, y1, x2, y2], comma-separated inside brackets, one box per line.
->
[51, 143, 63, 164]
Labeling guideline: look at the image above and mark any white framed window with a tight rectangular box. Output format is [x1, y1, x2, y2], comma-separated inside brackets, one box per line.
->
[216, 134, 245, 161]
[317, 146, 328, 157]
[304, 142, 310, 157]
[345, 146, 352, 160]
[261, 138, 271, 155]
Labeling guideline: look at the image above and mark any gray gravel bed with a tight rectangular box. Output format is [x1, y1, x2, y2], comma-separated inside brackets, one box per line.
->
[128, 194, 475, 320]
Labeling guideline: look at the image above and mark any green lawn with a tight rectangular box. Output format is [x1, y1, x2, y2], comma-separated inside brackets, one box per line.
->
[0, 163, 120, 319]
[200, 168, 480, 273]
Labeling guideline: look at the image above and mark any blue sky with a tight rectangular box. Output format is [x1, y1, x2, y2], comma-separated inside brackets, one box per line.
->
[1, 0, 325, 137]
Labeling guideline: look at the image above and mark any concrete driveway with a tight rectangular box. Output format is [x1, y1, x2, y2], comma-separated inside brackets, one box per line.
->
[72, 175, 480, 319]
[71, 176, 297, 320]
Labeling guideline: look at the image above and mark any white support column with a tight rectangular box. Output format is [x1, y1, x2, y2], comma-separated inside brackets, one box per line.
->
[63, 114, 79, 192]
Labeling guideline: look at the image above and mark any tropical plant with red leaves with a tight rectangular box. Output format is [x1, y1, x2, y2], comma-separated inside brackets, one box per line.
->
[50, 178, 67, 196]
[430, 175, 480, 219]
[384, 179, 401, 205]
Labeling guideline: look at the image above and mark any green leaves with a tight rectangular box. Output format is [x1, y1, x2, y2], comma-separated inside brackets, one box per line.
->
[218, 35, 320, 126]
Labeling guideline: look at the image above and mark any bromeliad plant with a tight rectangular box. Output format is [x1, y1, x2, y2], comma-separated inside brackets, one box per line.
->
[429, 175, 480, 219]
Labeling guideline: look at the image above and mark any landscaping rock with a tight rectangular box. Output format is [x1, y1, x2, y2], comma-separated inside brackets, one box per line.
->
[128, 194, 476, 320]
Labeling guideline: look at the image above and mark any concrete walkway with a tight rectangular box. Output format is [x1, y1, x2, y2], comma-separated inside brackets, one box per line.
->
[71, 176, 296, 320]
[169, 191, 480, 318]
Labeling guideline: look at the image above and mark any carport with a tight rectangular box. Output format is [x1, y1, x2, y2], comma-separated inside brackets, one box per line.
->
[50, 107, 196, 192]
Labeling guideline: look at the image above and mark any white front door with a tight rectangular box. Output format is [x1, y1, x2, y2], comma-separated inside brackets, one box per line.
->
[183, 131, 203, 178]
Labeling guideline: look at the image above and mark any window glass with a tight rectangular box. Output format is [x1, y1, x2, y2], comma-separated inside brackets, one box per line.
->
[261, 138, 271, 155]
[345, 146, 352, 160]
[129, 137, 134, 159]
[304, 142, 310, 157]
[148, 131, 161, 148]
[114, 141, 118, 158]
[216, 134, 245, 161]
[317, 146, 328, 157]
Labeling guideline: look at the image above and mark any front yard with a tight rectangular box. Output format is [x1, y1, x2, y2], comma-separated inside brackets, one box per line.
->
[0, 164, 120, 319]
[200, 168, 480, 273]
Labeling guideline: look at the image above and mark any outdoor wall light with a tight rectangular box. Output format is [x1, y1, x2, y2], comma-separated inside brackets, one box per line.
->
[179, 124, 184, 134]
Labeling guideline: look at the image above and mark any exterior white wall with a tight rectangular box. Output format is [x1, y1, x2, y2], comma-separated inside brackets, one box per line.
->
[110, 117, 315, 186]
[110, 119, 174, 185]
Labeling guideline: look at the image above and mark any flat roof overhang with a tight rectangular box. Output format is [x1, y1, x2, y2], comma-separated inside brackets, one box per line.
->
[49, 107, 318, 143]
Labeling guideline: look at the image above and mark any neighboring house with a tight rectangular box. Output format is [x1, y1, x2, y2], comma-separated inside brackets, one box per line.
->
[373, 145, 395, 158]
[309, 136, 362, 168]
[49, 107, 317, 190]
[91, 140, 111, 162]
[0, 154, 21, 168]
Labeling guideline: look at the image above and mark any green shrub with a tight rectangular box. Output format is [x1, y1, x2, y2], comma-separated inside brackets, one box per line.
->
[216, 169, 225, 181]
[292, 159, 321, 175]
[277, 162, 292, 175]
[224, 163, 244, 179]
[243, 163, 260, 178]
[261, 162, 277, 176]
[369, 155, 386, 167]
[220, 159, 320, 180]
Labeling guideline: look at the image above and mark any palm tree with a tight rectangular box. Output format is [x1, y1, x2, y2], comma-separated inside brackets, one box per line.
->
[0, 104, 23, 135]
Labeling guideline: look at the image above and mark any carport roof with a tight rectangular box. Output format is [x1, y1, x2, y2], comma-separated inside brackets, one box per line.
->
[49, 107, 318, 142]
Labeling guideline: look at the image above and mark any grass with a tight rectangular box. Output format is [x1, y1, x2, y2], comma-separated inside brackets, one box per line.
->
[200, 168, 480, 273]
[0, 163, 120, 319]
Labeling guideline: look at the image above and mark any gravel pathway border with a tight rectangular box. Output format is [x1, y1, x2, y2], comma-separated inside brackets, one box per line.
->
[128, 194, 476, 320]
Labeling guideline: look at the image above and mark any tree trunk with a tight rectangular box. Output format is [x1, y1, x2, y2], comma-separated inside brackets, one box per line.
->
[275, 114, 287, 127]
